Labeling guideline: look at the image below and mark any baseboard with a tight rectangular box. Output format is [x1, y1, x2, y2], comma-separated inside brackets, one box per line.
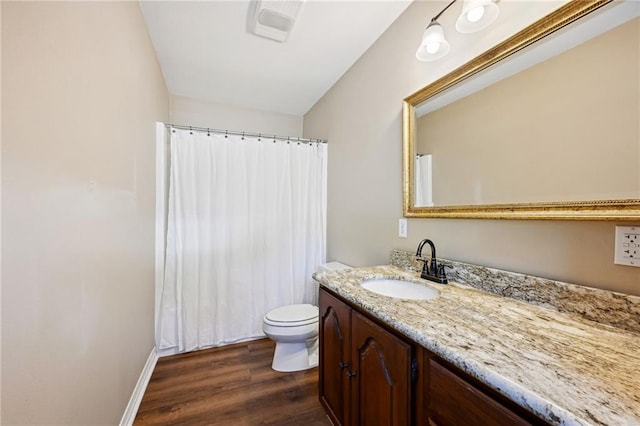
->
[120, 347, 158, 426]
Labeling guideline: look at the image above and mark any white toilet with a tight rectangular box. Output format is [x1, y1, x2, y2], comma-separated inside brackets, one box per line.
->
[263, 261, 351, 372]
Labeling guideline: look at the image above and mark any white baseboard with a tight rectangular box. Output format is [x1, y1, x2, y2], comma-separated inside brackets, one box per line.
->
[120, 347, 158, 426]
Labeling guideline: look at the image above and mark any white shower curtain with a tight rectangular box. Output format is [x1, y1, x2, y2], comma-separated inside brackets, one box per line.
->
[157, 128, 327, 353]
[415, 154, 433, 207]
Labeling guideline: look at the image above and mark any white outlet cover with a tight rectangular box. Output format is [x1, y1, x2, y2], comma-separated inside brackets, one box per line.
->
[614, 226, 640, 267]
[398, 219, 407, 238]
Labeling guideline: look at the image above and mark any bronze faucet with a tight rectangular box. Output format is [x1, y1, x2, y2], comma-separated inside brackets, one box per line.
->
[415, 239, 448, 284]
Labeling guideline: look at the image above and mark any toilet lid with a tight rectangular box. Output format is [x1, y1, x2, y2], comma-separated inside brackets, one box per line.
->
[265, 304, 318, 324]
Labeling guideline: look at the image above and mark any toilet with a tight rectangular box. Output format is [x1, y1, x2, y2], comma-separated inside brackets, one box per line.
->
[263, 261, 351, 372]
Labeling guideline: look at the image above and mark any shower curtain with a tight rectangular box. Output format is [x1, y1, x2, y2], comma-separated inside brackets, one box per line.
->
[157, 128, 327, 353]
[415, 154, 433, 207]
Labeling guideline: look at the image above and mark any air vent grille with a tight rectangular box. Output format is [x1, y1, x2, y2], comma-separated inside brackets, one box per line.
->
[248, 0, 304, 43]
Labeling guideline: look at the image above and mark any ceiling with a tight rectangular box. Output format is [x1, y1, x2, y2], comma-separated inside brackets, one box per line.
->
[139, 0, 413, 117]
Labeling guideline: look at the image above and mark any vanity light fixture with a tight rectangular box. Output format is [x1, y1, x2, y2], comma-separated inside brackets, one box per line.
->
[416, 0, 499, 62]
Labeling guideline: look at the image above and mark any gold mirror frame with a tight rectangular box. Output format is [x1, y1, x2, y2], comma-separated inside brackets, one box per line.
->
[403, 0, 640, 220]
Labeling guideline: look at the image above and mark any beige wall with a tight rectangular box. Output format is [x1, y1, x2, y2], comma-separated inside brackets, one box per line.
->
[304, 1, 640, 296]
[170, 94, 303, 137]
[417, 17, 639, 205]
[2, 2, 169, 424]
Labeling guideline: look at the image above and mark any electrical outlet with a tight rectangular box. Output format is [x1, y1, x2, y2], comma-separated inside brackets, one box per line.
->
[614, 226, 640, 267]
[398, 219, 407, 238]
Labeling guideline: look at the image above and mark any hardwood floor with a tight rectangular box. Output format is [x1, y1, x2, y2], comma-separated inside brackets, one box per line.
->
[134, 338, 331, 425]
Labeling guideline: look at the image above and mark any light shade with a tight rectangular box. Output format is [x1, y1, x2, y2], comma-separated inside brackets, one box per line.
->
[455, 0, 499, 34]
[415, 22, 450, 62]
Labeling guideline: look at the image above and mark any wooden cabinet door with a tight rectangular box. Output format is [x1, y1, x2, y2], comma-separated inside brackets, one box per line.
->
[319, 289, 352, 426]
[350, 311, 412, 426]
[426, 357, 534, 426]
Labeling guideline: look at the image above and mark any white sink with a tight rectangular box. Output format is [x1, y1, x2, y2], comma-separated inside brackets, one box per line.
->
[361, 278, 440, 300]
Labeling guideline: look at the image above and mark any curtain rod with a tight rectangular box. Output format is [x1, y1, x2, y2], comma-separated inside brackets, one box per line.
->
[166, 123, 327, 144]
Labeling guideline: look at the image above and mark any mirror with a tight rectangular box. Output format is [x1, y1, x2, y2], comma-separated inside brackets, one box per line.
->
[403, 0, 640, 220]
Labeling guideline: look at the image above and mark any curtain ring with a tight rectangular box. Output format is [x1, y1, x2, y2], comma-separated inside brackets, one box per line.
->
[258, 133, 262, 141]
[207, 128, 210, 137]
[225, 130, 228, 138]
[242, 132, 245, 140]
[189, 126, 193, 135]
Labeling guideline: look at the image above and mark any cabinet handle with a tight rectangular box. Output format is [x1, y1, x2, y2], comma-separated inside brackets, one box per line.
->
[339, 362, 349, 369]
[346, 371, 358, 379]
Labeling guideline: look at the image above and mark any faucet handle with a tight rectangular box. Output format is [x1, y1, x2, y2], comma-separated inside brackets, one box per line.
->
[436, 264, 453, 280]
[415, 256, 430, 275]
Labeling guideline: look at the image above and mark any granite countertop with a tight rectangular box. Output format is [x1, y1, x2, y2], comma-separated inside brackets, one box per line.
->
[313, 265, 640, 426]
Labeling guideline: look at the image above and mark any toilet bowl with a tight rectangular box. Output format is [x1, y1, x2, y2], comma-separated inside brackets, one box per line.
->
[263, 262, 351, 372]
[263, 304, 319, 372]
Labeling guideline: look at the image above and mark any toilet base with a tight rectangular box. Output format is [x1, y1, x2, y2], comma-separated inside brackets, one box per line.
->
[271, 338, 318, 372]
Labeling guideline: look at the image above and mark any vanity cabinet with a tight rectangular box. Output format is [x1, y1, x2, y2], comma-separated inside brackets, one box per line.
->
[319, 288, 414, 426]
[319, 286, 549, 426]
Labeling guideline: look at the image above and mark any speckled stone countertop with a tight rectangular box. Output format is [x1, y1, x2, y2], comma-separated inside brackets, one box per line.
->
[313, 265, 640, 426]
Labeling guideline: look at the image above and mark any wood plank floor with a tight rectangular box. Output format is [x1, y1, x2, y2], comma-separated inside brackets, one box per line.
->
[134, 338, 331, 425]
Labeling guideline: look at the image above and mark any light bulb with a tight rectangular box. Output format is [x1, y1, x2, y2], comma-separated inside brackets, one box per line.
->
[426, 42, 440, 54]
[455, 0, 499, 33]
[466, 6, 484, 23]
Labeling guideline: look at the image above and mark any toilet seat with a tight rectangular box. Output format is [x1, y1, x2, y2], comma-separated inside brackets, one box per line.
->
[264, 304, 318, 327]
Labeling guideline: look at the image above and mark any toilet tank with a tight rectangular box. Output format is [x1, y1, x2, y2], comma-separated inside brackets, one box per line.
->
[311, 262, 350, 306]
[317, 262, 351, 272]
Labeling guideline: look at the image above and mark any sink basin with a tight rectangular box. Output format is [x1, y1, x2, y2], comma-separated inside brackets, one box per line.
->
[361, 278, 440, 300]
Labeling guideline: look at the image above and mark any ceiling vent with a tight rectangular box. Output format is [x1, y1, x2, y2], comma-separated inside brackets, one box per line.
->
[247, 0, 304, 43]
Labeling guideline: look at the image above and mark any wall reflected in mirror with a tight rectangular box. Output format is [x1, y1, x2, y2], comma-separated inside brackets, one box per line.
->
[411, 2, 639, 210]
